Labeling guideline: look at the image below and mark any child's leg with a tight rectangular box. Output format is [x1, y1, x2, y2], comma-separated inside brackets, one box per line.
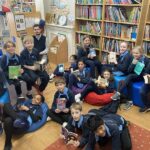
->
[61, 113, 70, 123]
[68, 74, 80, 89]
[85, 60, 95, 78]
[38, 71, 49, 91]
[120, 126, 132, 150]
[11, 79, 22, 97]
[47, 109, 64, 124]
[93, 59, 102, 75]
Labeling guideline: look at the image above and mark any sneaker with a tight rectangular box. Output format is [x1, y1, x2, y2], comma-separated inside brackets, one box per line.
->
[139, 107, 148, 112]
[49, 73, 55, 80]
[75, 93, 81, 101]
[46, 116, 51, 122]
[111, 92, 120, 100]
[145, 107, 150, 113]
[75, 98, 81, 103]
[0, 122, 3, 135]
[123, 101, 133, 110]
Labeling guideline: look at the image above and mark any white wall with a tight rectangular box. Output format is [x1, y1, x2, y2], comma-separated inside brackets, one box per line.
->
[35, 0, 45, 19]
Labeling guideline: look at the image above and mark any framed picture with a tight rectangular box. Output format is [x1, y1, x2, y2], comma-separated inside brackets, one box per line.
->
[14, 14, 26, 31]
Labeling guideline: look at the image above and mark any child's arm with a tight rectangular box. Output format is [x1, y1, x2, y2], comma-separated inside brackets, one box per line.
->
[127, 58, 137, 73]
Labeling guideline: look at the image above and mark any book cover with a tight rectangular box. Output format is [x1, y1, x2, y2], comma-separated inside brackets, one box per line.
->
[61, 127, 78, 144]
[89, 48, 96, 57]
[56, 98, 66, 110]
[9, 65, 21, 79]
[108, 51, 117, 64]
[143, 75, 150, 84]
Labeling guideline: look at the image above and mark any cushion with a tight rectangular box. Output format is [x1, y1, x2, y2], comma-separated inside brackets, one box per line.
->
[84, 92, 113, 106]
[0, 90, 10, 104]
[27, 102, 49, 132]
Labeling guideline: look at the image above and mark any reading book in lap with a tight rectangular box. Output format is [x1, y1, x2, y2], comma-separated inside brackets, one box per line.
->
[61, 127, 78, 144]
[8, 65, 21, 79]
[56, 98, 66, 110]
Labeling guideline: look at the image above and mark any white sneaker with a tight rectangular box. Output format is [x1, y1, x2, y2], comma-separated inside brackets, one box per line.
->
[46, 116, 51, 122]
[75, 93, 81, 101]
[49, 73, 55, 80]
[75, 98, 81, 103]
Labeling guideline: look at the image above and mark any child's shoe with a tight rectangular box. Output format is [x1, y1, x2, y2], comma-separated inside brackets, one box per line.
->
[111, 92, 120, 100]
[139, 107, 148, 112]
[75, 93, 81, 101]
[49, 73, 55, 82]
[123, 101, 133, 110]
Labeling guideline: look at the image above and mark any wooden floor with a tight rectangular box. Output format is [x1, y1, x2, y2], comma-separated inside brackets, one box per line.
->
[0, 63, 150, 150]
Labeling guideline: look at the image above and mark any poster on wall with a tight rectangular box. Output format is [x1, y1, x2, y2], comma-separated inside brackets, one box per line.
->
[14, 14, 26, 31]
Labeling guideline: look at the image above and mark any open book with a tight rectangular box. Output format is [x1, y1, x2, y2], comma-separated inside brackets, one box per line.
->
[89, 48, 96, 57]
[61, 127, 78, 144]
[9, 65, 21, 79]
[143, 75, 150, 84]
[108, 52, 117, 64]
[72, 70, 80, 77]
[95, 76, 109, 87]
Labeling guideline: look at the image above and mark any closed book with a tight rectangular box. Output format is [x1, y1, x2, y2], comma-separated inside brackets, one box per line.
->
[9, 65, 21, 79]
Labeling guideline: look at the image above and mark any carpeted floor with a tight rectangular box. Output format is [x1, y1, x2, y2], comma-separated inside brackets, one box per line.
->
[45, 123, 150, 150]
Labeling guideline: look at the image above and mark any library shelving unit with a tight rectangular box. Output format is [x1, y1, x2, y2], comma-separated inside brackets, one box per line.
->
[75, 0, 150, 62]
[75, 0, 103, 55]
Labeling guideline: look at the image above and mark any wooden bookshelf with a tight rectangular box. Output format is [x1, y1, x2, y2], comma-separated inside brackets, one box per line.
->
[75, 0, 150, 61]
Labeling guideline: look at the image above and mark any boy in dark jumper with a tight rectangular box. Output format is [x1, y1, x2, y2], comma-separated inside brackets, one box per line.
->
[47, 77, 75, 124]
[20, 35, 49, 92]
[3, 94, 45, 150]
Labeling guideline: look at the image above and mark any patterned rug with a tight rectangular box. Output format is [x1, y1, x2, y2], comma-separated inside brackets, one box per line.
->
[45, 123, 150, 150]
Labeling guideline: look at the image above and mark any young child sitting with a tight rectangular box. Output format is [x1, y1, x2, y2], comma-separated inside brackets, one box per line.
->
[3, 94, 45, 150]
[47, 77, 75, 124]
[77, 35, 102, 78]
[0, 41, 25, 99]
[61, 102, 90, 148]
[75, 69, 115, 103]
[20, 35, 49, 93]
[49, 55, 78, 84]
[68, 59, 92, 96]
[111, 46, 150, 110]
[85, 113, 132, 150]
[139, 62, 150, 112]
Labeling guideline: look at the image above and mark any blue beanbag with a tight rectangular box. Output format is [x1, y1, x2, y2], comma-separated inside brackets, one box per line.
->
[26, 102, 49, 133]
[0, 90, 10, 104]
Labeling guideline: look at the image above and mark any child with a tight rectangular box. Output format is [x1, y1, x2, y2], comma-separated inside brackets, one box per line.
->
[112, 42, 132, 75]
[68, 59, 91, 94]
[47, 77, 75, 124]
[3, 94, 45, 150]
[49, 55, 78, 84]
[85, 114, 132, 150]
[111, 46, 150, 110]
[20, 35, 49, 93]
[77, 35, 102, 78]
[0, 41, 25, 98]
[75, 69, 115, 102]
[62, 102, 90, 148]
[139, 62, 150, 112]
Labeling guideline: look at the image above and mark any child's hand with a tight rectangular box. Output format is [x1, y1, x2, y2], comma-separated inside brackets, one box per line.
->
[55, 109, 61, 113]
[132, 59, 138, 64]
[73, 141, 80, 147]
[67, 140, 75, 145]
[62, 108, 69, 113]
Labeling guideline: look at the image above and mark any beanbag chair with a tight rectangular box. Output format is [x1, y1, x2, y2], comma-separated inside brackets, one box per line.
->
[0, 90, 10, 104]
[84, 92, 113, 106]
[27, 102, 49, 133]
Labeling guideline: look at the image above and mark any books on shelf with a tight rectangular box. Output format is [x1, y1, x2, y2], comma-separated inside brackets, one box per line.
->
[8, 65, 21, 79]
[143, 42, 150, 56]
[61, 127, 78, 144]
[105, 0, 142, 4]
[76, 0, 103, 5]
[144, 25, 150, 39]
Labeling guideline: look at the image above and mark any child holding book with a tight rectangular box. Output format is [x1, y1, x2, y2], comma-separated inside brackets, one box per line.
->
[75, 69, 115, 103]
[68, 59, 92, 95]
[85, 114, 132, 150]
[20, 35, 49, 93]
[111, 46, 150, 110]
[47, 77, 75, 124]
[139, 62, 150, 112]
[49, 55, 78, 84]
[0, 41, 26, 98]
[77, 35, 102, 78]
[61, 102, 90, 148]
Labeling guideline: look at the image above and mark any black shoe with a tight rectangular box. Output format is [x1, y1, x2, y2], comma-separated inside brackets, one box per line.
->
[26, 94, 33, 99]
[139, 107, 148, 112]
[4, 143, 12, 150]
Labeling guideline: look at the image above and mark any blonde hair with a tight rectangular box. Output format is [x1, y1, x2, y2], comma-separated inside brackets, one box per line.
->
[55, 77, 66, 86]
[3, 40, 16, 49]
[23, 35, 34, 44]
[132, 46, 143, 54]
[70, 102, 82, 111]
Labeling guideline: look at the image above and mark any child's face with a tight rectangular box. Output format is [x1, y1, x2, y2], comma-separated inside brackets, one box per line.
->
[95, 125, 106, 137]
[56, 83, 66, 92]
[5, 43, 15, 55]
[83, 37, 91, 48]
[132, 49, 142, 60]
[34, 26, 42, 36]
[69, 56, 75, 64]
[103, 71, 111, 80]
[24, 41, 34, 51]
[71, 108, 81, 121]
[32, 95, 42, 105]
[120, 42, 127, 54]
[78, 61, 85, 70]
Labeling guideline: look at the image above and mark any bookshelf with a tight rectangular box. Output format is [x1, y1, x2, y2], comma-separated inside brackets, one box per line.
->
[75, 0, 150, 62]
